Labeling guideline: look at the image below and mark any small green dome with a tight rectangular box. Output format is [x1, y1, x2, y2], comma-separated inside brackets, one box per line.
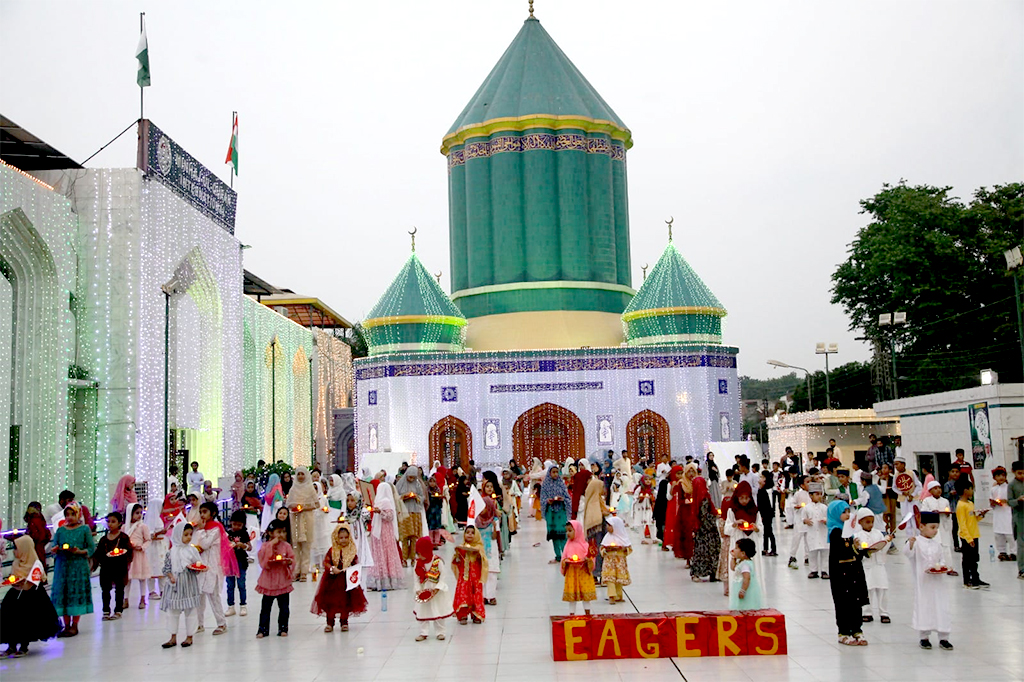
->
[622, 241, 726, 346]
[363, 253, 467, 355]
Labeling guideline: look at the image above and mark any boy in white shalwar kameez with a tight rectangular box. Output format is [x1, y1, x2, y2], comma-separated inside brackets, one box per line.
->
[920, 481, 956, 575]
[803, 484, 829, 579]
[907, 511, 953, 651]
[412, 536, 455, 641]
[853, 508, 892, 623]
[989, 467, 1014, 561]
[787, 475, 811, 570]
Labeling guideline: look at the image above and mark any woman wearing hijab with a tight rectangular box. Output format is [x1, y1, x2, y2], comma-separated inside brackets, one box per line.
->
[365, 482, 404, 591]
[571, 458, 591, 519]
[662, 465, 685, 552]
[396, 466, 429, 565]
[716, 478, 734, 590]
[453, 475, 471, 526]
[582, 462, 612, 584]
[500, 469, 521, 537]
[229, 471, 246, 510]
[705, 453, 722, 508]
[689, 477, 721, 582]
[540, 465, 570, 563]
[482, 471, 510, 555]
[23, 502, 51, 573]
[827, 500, 870, 646]
[653, 472, 670, 547]
[326, 474, 346, 519]
[0, 536, 60, 656]
[110, 474, 137, 515]
[724, 481, 766, 600]
[286, 466, 320, 581]
[673, 464, 700, 565]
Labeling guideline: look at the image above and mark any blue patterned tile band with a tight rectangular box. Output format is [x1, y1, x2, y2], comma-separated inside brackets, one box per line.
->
[489, 381, 603, 394]
[355, 353, 736, 381]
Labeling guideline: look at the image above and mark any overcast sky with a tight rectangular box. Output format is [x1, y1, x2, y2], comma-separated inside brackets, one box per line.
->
[2, 1, 1022, 380]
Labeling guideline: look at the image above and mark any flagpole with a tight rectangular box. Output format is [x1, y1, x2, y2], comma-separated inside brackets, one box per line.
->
[139, 12, 146, 121]
[230, 110, 236, 189]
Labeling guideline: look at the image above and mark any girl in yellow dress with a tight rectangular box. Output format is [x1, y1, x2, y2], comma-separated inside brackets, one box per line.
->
[561, 520, 596, 616]
[600, 516, 632, 603]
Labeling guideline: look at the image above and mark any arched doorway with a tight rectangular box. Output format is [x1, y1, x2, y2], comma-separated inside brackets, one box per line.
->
[626, 410, 670, 461]
[334, 423, 354, 473]
[512, 403, 585, 469]
[429, 416, 472, 472]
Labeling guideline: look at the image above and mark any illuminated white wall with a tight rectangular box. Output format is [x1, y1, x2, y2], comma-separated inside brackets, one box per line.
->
[0, 164, 77, 519]
[354, 347, 740, 471]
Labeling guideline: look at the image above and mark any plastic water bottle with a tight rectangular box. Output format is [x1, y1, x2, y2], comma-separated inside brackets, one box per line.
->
[989, 545, 996, 562]
[381, 589, 388, 612]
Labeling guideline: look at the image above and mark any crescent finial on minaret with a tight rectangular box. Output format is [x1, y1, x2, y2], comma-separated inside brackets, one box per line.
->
[665, 216, 674, 243]
[409, 226, 417, 252]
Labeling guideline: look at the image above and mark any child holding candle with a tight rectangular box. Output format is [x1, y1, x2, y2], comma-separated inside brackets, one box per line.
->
[955, 479, 988, 589]
[452, 524, 487, 624]
[124, 503, 152, 609]
[787, 475, 810, 569]
[561, 520, 596, 616]
[426, 476, 445, 547]
[413, 536, 455, 641]
[724, 481, 767, 598]
[94, 511, 134, 620]
[256, 519, 295, 638]
[50, 504, 95, 637]
[804, 484, 830, 579]
[690, 477, 721, 583]
[160, 523, 201, 649]
[989, 467, 1014, 561]
[853, 508, 892, 623]
[194, 502, 238, 635]
[729, 537, 763, 610]
[600, 516, 632, 602]
[225, 510, 251, 617]
[920, 481, 956, 575]
[311, 521, 368, 632]
[907, 511, 953, 650]
[286, 466, 320, 582]
[365, 483, 405, 591]
[1, 536, 60, 657]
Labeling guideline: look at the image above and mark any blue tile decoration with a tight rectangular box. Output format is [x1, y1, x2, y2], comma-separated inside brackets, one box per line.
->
[490, 382, 603, 394]
[441, 386, 458, 402]
[718, 379, 728, 395]
[538, 360, 556, 373]
[367, 390, 377, 406]
[638, 380, 655, 397]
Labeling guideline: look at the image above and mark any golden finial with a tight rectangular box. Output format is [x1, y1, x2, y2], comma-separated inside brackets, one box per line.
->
[665, 216, 674, 242]
[435, 271, 442, 284]
[408, 226, 417, 252]
[641, 263, 649, 281]
[529, 0, 535, 18]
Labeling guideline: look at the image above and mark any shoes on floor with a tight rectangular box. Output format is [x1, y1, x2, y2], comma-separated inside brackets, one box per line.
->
[807, 572, 819, 579]
[225, 607, 236, 617]
[880, 615, 891, 624]
[939, 640, 954, 650]
[920, 639, 932, 650]
[973, 581, 990, 589]
[821, 572, 830, 580]
[240, 605, 247, 616]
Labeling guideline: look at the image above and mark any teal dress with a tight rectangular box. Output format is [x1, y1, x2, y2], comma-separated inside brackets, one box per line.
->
[729, 558, 763, 610]
[544, 500, 568, 559]
[51, 524, 96, 616]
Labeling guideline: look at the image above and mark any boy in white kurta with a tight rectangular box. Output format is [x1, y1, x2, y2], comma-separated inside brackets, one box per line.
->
[803, 486, 829, 579]
[989, 467, 1014, 560]
[920, 481, 957, 575]
[906, 512, 953, 650]
[853, 508, 892, 623]
[412, 536, 455, 641]
[787, 475, 811, 570]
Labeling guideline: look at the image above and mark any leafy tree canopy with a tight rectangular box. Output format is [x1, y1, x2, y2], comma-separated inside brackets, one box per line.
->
[831, 181, 1022, 396]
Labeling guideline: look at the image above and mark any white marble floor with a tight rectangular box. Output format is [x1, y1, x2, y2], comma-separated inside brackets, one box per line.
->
[3, 513, 1022, 682]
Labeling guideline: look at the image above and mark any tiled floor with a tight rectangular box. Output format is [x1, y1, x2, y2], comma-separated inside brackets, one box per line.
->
[3, 513, 1022, 681]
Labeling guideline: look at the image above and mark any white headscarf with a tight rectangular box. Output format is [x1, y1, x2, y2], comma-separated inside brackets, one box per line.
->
[371, 481, 400, 540]
[601, 516, 632, 548]
[124, 502, 144, 536]
[286, 466, 319, 508]
[327, 474, 346, 502]
[169, 522, 200, 574]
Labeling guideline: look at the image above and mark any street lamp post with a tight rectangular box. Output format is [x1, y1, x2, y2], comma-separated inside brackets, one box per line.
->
[767, 359, 813, 410]
[878, 313, 907, 400]
[1005, 246, 1024, 375]
[815, 343, 839, 408]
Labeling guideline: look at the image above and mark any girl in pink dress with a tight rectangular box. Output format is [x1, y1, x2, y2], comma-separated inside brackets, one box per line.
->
[365, 483, 404, 591]
[124, 503, 153, 609]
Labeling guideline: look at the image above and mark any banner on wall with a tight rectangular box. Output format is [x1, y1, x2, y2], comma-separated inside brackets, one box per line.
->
[968, 401, 991, 470]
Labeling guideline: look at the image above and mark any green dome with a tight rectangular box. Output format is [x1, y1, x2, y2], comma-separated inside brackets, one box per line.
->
[363, 253, 467, 355]
[622, 241, 726, 345]
[442, 16, 631, 154]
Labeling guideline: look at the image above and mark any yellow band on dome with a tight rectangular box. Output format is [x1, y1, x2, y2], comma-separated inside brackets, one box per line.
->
[441, 114, 632, 155]
[362, 315, 467, 329]
[622, 306, 727, 323]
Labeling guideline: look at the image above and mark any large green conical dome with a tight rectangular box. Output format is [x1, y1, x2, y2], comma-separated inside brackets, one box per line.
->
[622, 241, 726, 345]
[363, 253, 467, 355]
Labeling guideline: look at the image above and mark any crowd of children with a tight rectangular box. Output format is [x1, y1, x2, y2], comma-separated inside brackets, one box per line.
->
[2, 453, 1020, 659]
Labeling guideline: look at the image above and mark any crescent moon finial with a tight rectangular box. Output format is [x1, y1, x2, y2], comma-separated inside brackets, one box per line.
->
[641, 263, 649, 281]
[408, 226, 417, 252]
[434, 271, 442, 284]
[665, 216, 674, 242]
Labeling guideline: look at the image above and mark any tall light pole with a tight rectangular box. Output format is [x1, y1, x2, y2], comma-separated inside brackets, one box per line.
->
[878, 312, 907, 399]
[815, 343, 838, 408]
[767, 359, 813, 410]
[1006, 246, 1024, 376]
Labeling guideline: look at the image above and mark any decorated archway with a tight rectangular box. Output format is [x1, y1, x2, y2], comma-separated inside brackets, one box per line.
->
[429, 416, 472, 472]
[512, 402, 585, 469]
[626, 410, 670, 461]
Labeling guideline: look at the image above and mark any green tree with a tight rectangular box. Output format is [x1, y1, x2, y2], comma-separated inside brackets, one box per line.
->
[789, 361, 874, 411]
[831, 181, 1022, 397]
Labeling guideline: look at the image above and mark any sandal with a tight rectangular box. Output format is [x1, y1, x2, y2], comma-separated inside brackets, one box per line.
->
[102, 614, 113, 621]
[341, 625, 349, 632]
[437, 634, 445, 640]
[880, 615, 891, 624]
[324, 625, 334, 633]
[161, 639, 177, 649]
[180, 638, 192, 647]
[212, 626, 227, 635]
[458, 618, 468, 625]
[416, 635, 428, 642]
[278, 631, 288, 637]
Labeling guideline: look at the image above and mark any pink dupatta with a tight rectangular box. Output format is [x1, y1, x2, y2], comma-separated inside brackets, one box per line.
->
[205, 518, 240, 578]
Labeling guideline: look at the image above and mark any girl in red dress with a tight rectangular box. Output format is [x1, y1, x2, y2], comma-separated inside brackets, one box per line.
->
[451, 525, 487, 625]
[310, 522, 368, 632]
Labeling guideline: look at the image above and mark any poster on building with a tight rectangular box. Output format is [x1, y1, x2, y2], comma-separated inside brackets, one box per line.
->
[968, 401, 991, 470]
